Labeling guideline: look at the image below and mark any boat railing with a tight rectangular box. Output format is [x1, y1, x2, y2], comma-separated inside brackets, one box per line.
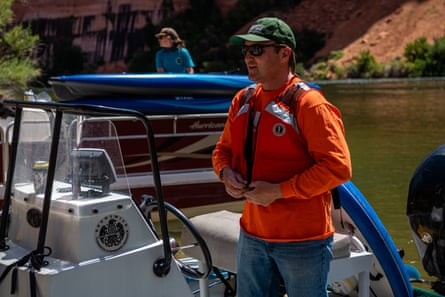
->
[0, 123, 6, 198]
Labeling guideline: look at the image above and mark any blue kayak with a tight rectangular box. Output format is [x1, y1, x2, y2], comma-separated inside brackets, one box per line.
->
[49, 73, 254, 101]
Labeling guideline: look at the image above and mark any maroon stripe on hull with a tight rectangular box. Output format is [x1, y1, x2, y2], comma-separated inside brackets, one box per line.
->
[112, 115, 226, 135]
[118, 135, 216, 173]
[101, 115, 225, 174]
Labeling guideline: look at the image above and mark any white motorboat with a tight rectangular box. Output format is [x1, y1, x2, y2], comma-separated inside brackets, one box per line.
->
[0, 97, 442, 297]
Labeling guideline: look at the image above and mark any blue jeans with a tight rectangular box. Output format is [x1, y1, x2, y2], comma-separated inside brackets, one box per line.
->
[236, 230, 333, 297]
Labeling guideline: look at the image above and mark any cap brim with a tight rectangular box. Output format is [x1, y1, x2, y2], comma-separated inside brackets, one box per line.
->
[230, 34, 272, 45]
[155, 33, 166, 38]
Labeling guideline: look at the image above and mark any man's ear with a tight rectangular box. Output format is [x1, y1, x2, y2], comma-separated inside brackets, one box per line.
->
[281, 47, 291, 60]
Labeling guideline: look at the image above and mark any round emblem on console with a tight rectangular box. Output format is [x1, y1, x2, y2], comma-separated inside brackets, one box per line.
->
[95, 215, 129, 252]
[26, 208, 42, 228]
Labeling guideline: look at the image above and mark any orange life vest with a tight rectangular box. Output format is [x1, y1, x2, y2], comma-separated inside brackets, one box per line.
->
[230, 78, 337, 242]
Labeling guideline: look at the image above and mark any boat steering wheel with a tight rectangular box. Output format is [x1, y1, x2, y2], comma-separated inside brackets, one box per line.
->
[140, 196, 213, 280]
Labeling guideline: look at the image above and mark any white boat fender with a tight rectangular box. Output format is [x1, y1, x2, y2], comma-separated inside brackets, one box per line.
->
[330, 235, 365, 296]
[331, 276, 358, 296]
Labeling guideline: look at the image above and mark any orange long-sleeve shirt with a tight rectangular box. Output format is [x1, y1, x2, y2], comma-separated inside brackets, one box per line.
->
[212, 76, 352, 242]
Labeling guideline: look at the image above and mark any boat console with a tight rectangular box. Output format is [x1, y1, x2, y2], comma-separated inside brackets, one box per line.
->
[0, 101, 201, 297]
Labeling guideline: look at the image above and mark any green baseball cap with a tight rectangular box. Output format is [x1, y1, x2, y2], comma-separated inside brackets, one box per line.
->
[230, 17, 296, 49]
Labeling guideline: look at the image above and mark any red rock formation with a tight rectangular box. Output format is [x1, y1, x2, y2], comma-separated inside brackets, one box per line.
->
[12, 0, 185, 73]
[11, 0, 445, 73]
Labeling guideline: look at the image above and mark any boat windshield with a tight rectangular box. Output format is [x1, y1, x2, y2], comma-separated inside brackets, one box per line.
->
[11, 107, 131, 201]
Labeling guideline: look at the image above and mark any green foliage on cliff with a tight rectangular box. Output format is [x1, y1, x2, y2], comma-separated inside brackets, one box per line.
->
[307, 36, 445, 80]
[0, 0, 40, 98]
[404, 37, 445, 77]
[345, 50, 384, 78]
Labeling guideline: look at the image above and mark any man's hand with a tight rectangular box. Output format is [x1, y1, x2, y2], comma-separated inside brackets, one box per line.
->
[244, 181, 282, 206]
[222, 167, 248, 199]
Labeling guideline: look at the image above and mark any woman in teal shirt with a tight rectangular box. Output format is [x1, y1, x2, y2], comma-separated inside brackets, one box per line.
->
[155, 27, 195, 73]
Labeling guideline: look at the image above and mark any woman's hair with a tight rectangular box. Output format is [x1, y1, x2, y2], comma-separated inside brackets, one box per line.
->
[155, 27, 186, 48]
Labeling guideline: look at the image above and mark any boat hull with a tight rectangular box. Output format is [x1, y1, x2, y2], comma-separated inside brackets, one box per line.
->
[334, 181, 413, 297]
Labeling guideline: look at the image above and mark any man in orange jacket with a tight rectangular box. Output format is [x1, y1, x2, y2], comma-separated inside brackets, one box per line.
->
[212, 17, 352, 297]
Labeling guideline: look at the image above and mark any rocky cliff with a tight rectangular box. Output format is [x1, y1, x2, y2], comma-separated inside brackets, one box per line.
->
[234, 0, 445, 66]
[12, 0, 445, 73]
[304, 0, 445, 65]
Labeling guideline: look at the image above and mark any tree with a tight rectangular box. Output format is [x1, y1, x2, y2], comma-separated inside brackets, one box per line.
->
[0, 0, 40, 98]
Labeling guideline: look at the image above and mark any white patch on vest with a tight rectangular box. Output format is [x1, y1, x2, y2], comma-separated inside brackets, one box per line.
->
[272, 123, 286, 137]
[296, 81, 310, 91]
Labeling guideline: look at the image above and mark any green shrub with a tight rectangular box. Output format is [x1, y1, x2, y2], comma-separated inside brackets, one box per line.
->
[308, 61, 329, 80]
[381, 59, 410, 78]
[404, 37, 431, 63]
[329, 50, 344, 61]
[345, 50, 384, 78]
[321, 36, 445, 80]
[405, 60, 426, 77]
[0, 0, 40, 97]
[0, 57, 40, 94]
[329, 62, 344, 78]
[430, 37, 445, 76]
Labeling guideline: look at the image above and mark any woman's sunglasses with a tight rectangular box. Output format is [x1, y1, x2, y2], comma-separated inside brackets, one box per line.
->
[241, 44, 285, 57]
[157, 35, 168, 40]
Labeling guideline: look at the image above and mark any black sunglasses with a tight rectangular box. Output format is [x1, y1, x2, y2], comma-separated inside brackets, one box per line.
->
[241, 44, 285, 57]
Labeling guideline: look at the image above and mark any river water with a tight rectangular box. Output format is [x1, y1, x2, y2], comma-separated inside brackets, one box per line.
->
[320, 78, 445, 282]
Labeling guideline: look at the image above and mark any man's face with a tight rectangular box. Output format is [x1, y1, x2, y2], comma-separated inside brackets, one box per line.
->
[243, 41, 286, 85]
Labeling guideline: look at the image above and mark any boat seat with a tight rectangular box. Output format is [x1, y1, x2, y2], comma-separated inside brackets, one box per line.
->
[181, 210, 353, 273]
[181, 210, 372, 297]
